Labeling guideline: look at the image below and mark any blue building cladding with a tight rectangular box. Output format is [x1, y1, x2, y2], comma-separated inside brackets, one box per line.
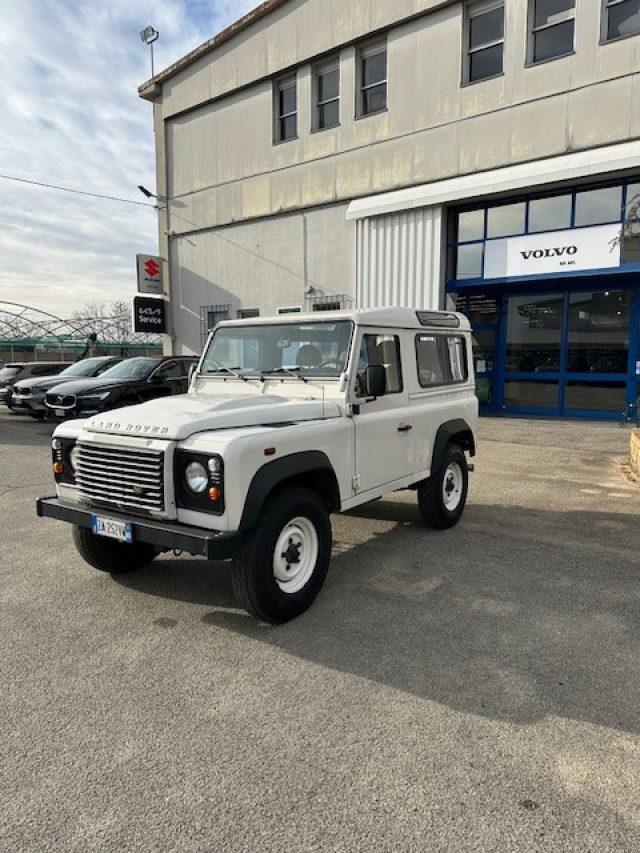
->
[446, 177, 640, 419]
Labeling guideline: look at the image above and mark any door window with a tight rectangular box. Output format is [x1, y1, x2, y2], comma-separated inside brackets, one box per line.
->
[356, 334, 402, 397]
[566, 290, 632, 373]
[152, 361, 182, 381]
[564, 381, 627, 413]
[506, 293, 563, 372]
[504, 379, 559, 409]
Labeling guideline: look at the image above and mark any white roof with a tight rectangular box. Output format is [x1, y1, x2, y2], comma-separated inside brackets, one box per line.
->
[219, 307, 471, 331]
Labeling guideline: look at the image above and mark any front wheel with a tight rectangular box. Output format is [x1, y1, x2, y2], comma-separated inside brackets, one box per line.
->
[231, 487, 332, 624]
[418, 443, 469, 530]
[72, 526, 157, 575]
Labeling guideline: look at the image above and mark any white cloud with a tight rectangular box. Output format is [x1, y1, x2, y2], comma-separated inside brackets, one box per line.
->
[0, 0, 256, 318]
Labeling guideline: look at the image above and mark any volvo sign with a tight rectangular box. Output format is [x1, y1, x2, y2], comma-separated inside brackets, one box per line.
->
[484, 223, 622, 279]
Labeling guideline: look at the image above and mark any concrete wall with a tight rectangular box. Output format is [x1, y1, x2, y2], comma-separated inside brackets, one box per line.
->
[162, 0, 640, 234]
[169, 202, 355, 355]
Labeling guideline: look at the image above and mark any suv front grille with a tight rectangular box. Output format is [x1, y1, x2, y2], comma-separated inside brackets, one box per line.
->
[75, 442, 164, 514]
[46, 392, 75, 408]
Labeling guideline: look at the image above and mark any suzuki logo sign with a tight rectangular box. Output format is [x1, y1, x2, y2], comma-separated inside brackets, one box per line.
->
[133, 295, 167, 333]
[136, 253, 164, 295]
[144, 258, 161, 278]
[484, 224, 621, 279]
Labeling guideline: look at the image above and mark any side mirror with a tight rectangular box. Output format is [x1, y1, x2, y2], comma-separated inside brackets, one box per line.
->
[364, 364, 386, 399]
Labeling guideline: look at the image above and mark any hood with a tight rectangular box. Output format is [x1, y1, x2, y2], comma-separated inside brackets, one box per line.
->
[82, 390, 341, 440]
[15, 375, 77, 393]
[46, 377, 142, 397]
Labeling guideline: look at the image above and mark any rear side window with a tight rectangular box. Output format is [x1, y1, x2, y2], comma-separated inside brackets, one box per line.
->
[30, 364, 59, 376]
[416, 335, 469, 388]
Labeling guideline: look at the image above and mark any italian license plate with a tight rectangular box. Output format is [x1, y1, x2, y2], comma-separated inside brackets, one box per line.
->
[54, 408, 66, 417]
[91, 515, 132, 543]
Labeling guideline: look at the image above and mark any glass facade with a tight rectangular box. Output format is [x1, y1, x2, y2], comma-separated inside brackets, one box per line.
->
[448, 178, 640, 419]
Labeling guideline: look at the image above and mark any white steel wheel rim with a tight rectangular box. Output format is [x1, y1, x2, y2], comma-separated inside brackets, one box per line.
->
[273, 516, 319, 595]
[442, 462, 463, 511]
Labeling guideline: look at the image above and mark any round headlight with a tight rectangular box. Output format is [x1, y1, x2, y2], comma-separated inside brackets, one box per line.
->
[207, 457, 221, 475]
[69, 445, 80, 472]
[185, 461, 208, 494]
[51, 438, 62, 451]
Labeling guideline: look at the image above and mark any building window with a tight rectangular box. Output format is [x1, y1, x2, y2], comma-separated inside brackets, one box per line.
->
[306, 293, 353, 312]
[358, 40, 387, 117]
[528, 0, 575, 64]
[274, 76, 297, 143]
[278, 306, 302, 314]
[574, 186, 622, 227]
[238, 309, 260, 319]
[602, 0, 640, 42]
[465, 1, 504, 84]
[314, 59, 340, 130]
[447, 178, 638, 284]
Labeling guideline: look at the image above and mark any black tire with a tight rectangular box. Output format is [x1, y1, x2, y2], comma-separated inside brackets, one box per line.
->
[231, 487, 332, 624]
[418, 442, 469, 530]
[72, 525, 157, 575]
[28, 411, 46, 420]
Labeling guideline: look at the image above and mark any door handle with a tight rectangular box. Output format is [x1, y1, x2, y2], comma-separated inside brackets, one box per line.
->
[397, 423, 413, 432]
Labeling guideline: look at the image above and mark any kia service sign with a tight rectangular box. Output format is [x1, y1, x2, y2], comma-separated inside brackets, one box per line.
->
[483, 223, 621, 280]
[133, 296, 167, 333]
[136, 253, 164, 295]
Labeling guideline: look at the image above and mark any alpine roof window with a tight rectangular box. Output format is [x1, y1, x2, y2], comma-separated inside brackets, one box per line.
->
[274, 75, 297, 143]
[528, 0, 576, 64]
[602, 0, 640, 43]
[358, 40, 387, 116]
[465, 1, 505, 84]
[314, 58, 340, 130]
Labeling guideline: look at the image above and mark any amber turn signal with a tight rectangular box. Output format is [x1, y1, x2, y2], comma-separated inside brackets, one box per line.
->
[53, 461, 64, 475]
[208, 487, 221, 502]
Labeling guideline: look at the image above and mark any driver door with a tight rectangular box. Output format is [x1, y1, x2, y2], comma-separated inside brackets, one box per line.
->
[351, 329, 414, 495]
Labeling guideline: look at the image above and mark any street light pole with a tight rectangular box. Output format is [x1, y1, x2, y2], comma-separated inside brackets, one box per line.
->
[140, 26, 159, 77]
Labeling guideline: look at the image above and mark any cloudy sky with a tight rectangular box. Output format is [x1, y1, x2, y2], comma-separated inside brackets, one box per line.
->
[0, 0, 255, 319]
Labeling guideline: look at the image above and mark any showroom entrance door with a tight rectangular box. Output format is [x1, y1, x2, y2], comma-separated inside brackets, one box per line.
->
[502, 286, 639, 418]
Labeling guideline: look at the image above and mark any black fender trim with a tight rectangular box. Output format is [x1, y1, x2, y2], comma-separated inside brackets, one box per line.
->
[239, 451, 339, 531]
[431, 419, 476, 474]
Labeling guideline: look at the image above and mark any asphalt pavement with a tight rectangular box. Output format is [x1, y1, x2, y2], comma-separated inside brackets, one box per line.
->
[1, 409, 639, 851]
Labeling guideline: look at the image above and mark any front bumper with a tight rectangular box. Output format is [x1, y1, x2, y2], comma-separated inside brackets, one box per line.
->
[11, 396, 45, 413]
[36, 496, 241, 560]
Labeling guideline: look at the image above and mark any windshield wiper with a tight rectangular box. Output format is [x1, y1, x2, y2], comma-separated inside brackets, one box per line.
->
[260, 367, 308, 384]
[207, 366, 248, 382]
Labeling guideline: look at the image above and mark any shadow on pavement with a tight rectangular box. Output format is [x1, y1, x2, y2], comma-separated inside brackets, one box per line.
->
[115, 498, 640, 734]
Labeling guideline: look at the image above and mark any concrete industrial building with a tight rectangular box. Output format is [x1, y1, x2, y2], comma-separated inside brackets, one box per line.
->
[140, 0, 640, 419]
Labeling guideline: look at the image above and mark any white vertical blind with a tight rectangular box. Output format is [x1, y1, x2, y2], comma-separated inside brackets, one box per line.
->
[356, 206, 443, 310]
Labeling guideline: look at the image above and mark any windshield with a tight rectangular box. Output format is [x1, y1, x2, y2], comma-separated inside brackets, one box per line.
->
[58, 358, 110, 378]
[0, 367, 21, 382]
[99, 358, 158, 380]
[202, 321, 353, 379]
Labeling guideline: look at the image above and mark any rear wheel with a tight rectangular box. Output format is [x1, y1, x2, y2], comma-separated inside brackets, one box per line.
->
[231, 487, 332, 624]
[72, 526, 157, 575]
[418, 443, 469, 529]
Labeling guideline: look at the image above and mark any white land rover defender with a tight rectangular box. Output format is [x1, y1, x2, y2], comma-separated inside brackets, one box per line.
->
[38, 308, 478, 623]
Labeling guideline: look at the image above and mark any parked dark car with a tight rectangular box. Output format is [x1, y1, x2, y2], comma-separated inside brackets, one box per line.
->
[1, 362, 70, 410]
[11, 356, 123, 419]
[45, 356, 198, 419]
